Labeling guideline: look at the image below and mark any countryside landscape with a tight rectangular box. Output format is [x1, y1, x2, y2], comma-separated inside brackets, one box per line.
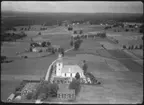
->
[1, 1, 143, 104]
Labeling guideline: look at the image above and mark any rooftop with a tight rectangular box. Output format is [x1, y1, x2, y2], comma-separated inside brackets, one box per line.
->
[56, 57, 80, 65]
[61, 65, 83, 73]
[33, 36, 50, 42]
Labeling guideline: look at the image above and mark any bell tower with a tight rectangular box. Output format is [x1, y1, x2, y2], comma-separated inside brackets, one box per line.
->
[56, 53, 63, 76]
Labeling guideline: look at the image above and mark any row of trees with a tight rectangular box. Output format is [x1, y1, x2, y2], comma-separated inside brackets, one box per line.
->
[1, 32, 27, 42]
[1, 55, 13, 63]
[68, 27, 73, 31]
[71, 33, 107, 40]
[70, 36, 83, 50]
[73, 30, 83, 34]
[123, 44, 143, 50]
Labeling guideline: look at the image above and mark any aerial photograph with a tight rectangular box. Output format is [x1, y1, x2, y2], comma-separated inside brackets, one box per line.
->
[1, 1, 143, 104]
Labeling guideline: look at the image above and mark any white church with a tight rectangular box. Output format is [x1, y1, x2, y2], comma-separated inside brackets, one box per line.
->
[55, 54, 85, 79]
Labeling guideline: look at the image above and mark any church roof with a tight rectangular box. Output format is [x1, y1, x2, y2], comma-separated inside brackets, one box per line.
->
[61, 65, 83, 73]
[56, 56, 79, 65]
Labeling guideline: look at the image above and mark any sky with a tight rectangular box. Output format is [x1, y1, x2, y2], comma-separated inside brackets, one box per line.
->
[1, 1, 143, 13]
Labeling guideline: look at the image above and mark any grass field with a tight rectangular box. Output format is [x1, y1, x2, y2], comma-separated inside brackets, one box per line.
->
[73, 25, 105, 33]
[129, 50, 143, 59]
[1, 24, 143, 103]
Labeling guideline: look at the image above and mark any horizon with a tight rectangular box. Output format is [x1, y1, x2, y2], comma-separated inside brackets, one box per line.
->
[1, 1, 143, 14]
[2, 10, 143, 15]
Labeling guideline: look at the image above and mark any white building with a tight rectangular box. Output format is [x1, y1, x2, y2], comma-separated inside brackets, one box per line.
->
[55, 57, 85, 79]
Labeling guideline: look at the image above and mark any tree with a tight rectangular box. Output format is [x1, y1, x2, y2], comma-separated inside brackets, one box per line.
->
[42, 42, 46, 47]
[26, 92, 33, 100]
[80, 30, 83, 34]
[123, 45, 126, 49]
[13, 28, 16, 31]
[1, 56, 6, 63]
[38, 32, 41, 35]
[73, 31, 77, 34]
[139, 29, 143, 33]
[130, 45, 133, 49]
[104, 27, 109, 30]
[100, 33, 106, 38]
[125, 29, 129, 32]
[69, 73, 81, 96]
[74, 39, 82, 50]
[70, 40, 73, 46]
[51, 47, 55, 54]
[74, 41, 79, 50]
[47, 41, 51, 46]
[139, 44, 143, 49]
[141, 36, 144, 40]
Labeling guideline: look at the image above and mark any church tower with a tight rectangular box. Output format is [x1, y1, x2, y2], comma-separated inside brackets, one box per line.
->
[56, 53, 63, 76]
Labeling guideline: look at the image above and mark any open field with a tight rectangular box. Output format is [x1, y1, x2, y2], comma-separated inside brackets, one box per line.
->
[1, 80, 21, 101]
[73, 24, 105, 33]
[129, 50, 143, 59]
[1, 22, 143, 103]
[1, 42, 29, 57]
[60, 52, 143, 103]
[1, 26, 71, 101]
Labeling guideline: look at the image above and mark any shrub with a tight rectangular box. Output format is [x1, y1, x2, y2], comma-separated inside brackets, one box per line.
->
[139, 28, 143, 33]
[74, 39, 82, 50]
[125, 29, 129, 32]
[100, 33, 106, 38]
[48, 83, 59, 97]
[70, 40, 73, 46]
[123, 45, 126, 49]
[104, 27, 109, 30]
[128, 46, 131, 50]
[73, 31, 77, 34]
[26, 92, 33, 100]
[80, 30, 83, 34]
[141, 36, 144, 40]
[134, 45, 138, 49]
[115, 40, 119, 43]
[85, 72, 98, 84]
[131, 45, 134, 49]
[37, 93, 47, 101]
[139, 44, 143, 49]
[24, 56, 28, 58]
[38, 32, 41, 35]
[33, 82, 59, 100]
